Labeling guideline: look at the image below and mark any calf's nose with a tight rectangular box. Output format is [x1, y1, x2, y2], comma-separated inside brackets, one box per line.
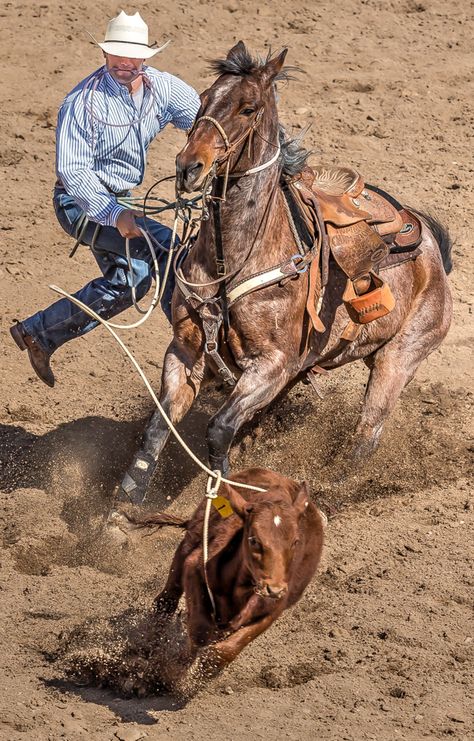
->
[265, 583, 287, 599]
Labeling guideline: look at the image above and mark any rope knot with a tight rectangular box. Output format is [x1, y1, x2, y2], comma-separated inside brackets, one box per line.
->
[206, 470, 222, 499]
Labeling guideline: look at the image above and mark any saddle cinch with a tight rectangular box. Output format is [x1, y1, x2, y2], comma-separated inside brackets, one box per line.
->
[287, 165, 422, 328]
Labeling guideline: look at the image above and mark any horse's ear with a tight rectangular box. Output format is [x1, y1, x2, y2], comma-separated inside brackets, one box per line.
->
[261, 48, 289, 85]
[293, 480, 311, 515]
[221, 483, 252, 519]
[227, 40, 246, 60]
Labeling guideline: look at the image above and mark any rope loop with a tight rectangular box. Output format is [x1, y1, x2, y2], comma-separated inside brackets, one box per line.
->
[206, 469, 222, 499]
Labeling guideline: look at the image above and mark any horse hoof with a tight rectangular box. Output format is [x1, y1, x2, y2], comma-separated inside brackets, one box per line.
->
[350, 439, 377, 464]
[208, 456, 230, 476]
[117, 451, 158, 506]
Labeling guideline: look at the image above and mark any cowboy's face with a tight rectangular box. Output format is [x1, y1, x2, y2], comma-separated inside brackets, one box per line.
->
[104, 53, 145, 85]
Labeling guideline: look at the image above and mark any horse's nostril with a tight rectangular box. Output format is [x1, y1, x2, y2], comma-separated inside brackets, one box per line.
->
[176, 161, 204, 192]
[187, 161, 203, 178]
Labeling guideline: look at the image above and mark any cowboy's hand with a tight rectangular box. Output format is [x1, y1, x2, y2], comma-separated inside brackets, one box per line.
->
[116, 209, 143, 239]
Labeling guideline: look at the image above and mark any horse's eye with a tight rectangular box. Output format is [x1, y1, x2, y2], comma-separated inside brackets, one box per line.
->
[291, 539, 300, 550]
[240, 107, 256, 116]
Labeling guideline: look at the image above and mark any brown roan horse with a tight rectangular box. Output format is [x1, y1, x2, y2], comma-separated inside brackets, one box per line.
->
[118, 43, 452, 506]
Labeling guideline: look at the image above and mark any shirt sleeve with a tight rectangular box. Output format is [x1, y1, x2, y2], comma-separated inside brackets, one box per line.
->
[56, 95, 127, 227]
[166, 74, 201, 130]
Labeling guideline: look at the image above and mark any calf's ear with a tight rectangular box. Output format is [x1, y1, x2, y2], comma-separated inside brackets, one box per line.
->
[221, 483, 252, 519]
[294, 481, 311, 515]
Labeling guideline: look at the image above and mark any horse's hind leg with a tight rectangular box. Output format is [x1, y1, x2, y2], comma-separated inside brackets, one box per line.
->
[117, 340, 205, 505]
[352, 291, 452, 461]
[206, 355, 292, 473]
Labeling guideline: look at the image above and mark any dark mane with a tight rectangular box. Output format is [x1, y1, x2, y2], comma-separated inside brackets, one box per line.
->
[209, 44, 298, 83]
[210, 44, 309, 177]
[279, 125, 311, 177]
[209, 45, 259, 77]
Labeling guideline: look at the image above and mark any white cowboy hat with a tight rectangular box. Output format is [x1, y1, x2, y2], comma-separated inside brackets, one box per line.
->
[89, 11, 169, 59]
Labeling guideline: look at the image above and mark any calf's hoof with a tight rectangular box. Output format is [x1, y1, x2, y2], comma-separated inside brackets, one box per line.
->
[154, 594, 179, 616]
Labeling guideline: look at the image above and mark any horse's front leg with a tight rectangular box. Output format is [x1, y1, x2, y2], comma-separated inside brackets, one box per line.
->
[206, 352, 292, 473]
[117, 334, 205, 506]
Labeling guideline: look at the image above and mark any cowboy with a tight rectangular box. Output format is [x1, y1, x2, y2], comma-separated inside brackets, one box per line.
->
[10, 11, 200, 387]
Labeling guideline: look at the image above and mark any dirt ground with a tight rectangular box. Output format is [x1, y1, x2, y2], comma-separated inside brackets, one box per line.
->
[1, 0, 473, 739]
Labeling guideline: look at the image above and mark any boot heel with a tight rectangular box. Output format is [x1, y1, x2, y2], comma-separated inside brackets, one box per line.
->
[10, 323, 27, 351]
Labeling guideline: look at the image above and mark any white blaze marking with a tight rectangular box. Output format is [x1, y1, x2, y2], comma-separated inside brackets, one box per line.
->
[273, 515, 282, 527]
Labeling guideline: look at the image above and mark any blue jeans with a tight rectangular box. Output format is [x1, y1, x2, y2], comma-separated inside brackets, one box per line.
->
[22, 189, 175, 353]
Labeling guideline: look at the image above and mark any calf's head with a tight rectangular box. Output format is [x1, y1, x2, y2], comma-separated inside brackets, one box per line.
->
[225, 481, 310, 600]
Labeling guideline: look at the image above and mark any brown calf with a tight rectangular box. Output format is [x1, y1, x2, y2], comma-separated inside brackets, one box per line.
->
[137, 467, 325, 680]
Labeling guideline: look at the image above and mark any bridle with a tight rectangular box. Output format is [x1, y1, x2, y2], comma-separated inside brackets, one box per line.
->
[175, 102, 287, 388]
[175, 106, 282, 289]
[186, 107, 281, 199]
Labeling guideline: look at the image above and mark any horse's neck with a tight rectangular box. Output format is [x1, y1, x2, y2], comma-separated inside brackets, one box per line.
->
[208, 166, 281, 264]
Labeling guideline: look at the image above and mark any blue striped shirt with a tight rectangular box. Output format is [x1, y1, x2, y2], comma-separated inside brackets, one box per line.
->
[56, 65, 200, 226]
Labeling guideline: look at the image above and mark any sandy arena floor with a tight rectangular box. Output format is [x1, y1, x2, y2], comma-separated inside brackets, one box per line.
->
[0, 1, 473, 739]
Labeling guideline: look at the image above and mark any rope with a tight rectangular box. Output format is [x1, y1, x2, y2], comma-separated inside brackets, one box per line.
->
[82, 69, 163, 135]
[48, 283, 265, 495]
[102, 226, 161, 329]
[203, 470, 222, 618]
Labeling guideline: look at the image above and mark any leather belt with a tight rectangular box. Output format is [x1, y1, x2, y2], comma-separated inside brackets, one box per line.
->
[54, 178, 130, 198]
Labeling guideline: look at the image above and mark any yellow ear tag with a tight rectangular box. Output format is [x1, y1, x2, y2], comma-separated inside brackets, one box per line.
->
[212, 495, 234, 518]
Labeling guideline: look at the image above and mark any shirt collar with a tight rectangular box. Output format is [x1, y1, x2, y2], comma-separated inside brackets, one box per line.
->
[102, 65, 150, 96]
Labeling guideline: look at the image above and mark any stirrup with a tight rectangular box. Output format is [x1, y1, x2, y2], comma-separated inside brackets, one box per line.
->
[343, 272, 395, 324]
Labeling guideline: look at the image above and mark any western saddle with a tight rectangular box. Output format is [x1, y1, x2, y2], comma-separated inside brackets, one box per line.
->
[285, 164, 422, 333]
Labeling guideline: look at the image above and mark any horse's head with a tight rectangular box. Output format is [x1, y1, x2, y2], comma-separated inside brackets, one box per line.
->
[176, 41, 288, 192]
[224, 479, 311, 600]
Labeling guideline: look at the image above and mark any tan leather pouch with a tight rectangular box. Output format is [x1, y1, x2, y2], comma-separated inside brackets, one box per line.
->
[343, 272, 395, 324]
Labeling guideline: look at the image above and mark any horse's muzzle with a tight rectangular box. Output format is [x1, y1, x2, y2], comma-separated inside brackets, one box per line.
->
[176, 158, 204, 193]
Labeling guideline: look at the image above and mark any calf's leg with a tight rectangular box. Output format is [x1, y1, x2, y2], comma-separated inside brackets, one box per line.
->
[154, 536, 196, 616]
[183, 551, 216, 650]
[198, 609, 283, 679]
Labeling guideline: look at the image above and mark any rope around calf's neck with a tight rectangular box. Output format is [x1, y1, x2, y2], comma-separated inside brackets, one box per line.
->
[203, 471, 222, 618]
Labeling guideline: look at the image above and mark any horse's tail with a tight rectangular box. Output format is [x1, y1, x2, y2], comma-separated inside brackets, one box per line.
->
[129, 511, 189, 530]
[410, 208, 453, 275]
